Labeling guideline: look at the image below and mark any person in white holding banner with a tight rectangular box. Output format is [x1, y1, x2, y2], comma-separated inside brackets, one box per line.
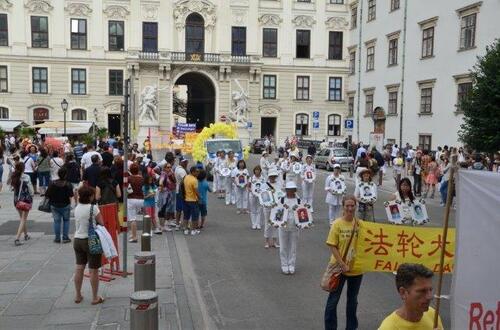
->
[379, 263, 443, 330]
[263, 169, 281, 249]
[248, 165, 266, 230]
[325, 164, 345, 225]
[301, 155, 316, 213]
[278, 181, 301, 275]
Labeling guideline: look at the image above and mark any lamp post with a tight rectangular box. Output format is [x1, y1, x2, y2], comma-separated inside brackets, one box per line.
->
[61, 99, 68, 136]
[93, 108, 98, 149]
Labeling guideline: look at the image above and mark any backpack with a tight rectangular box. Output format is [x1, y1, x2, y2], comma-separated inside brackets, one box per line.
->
[99, 180, 118, 205]
[65, 162, 81, 183]
[179, 176, 187, 200]
[369, 159, 380, 173]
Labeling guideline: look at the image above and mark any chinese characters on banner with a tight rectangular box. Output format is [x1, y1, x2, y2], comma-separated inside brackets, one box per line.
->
[354, 221, 455, 273]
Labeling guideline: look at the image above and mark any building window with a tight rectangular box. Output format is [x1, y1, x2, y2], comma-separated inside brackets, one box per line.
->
[32, 67, 48, 94]
[328, 31, 343, 60]
[456, 82, 472, 112]
[349, 51, 356, 74]
[367, 0, 376, 21]
[71, 108, 87, 121]
[390, 0, 400, 11]
[142, 22, 158, 52]
[365, 93, 374, 115]
[329, 77, 342, 101]
[296, 30, 310, 59]
[232, 27, 246, 56]
[460, 13, 476, 50]
[71, 68, 86, 95]
[262, 28, 277, 58]
[296, 76, 310, 100]
[366, 46, 375, 71]
[330, 0, 344, 3]
[185, 13, 204, 54]
[327, 114, 341, 136]
[31, 16, 48, 48]
[388, 91, 398, 114]
[263, 75, 277, 99]
[388, 38, 398, 65]
[295, 113, 309, 136]
[0, 14, 8, 46]
[297, 0, 311, 2]
[0, 65, 7, 92]
[420, 88, 432, 114]
[419, 134, 432, 151]
[109, 21, 124, 51]
[422, 27, 434, 58]
[351, 6, 357, 29]
[0, 107, 8, 119]
[109, 70, 123, 96]
[348, 96, 354, 117]
[70, 18, 87, 50]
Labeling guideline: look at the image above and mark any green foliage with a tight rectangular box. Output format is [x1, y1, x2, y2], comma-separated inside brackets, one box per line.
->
[97, 127, 108, 139]
[0, 127, 5, 140]
[82, 133, 95, 147]
[459, 39, 500, 155]
[19, 127, 36, 138]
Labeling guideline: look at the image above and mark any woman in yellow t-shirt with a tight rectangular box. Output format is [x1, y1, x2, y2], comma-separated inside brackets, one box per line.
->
[324, 195, 364, 330]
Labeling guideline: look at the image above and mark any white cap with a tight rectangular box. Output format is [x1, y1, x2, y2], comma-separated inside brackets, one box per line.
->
[268, 169, 279, 177]
[306, 154, 313, 159]
[333, 164, 341, 169]
[289, 152, 299, 159]
[262, 150, 268, 155]
[285, 181, 297, 189]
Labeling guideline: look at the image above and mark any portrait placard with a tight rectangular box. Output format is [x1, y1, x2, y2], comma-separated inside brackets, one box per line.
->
[269, 206, 286, 228]
[259, 190, 275, 208]
[385, 201, 403, 225]
[294, 205, 313, 229]
[330, 178, 347, 195]
[410, 200, 430, 225]
[359, 182, 377, 204]
[303, 169, 316, 183]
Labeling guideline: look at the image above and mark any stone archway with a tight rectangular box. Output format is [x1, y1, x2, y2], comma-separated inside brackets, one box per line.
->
[173, 71, 216, 130]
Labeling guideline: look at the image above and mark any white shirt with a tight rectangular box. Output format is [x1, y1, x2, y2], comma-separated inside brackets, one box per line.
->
[282, 197, 300, 232]
[174, 166, 187, 193]
[391, 147, 399, 158]
[50, 157, 64, 180]
[325, 174, 345, 206]
[407, 149, 415, 160]
[81, 151, 102, 169]
[74, 204, 100, 239]
[23, 156, 36, 173]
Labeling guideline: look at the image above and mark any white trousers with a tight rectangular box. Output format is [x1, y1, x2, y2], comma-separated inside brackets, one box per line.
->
[249, 195, 263, 228]
[328, 204, 342, 224]
[225, 178, 236, 204]
[235, 187, 248, 209]
[279, 228, 299, 270]
[302, 182, 314, 210]
[214, 173, 223, 191]
[263, 208, 278, 239]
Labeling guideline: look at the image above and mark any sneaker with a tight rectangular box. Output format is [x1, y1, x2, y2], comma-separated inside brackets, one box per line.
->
[54, 239, 61, 243]
[164, 225, 173, 232]
[14, 239, 23, 246]
[289, 267, 295, 275]
[184, 229, 190, 235]
[62, 238, 72, 243]
[237, 210, 241, 215]
[273, 243, 280, 248]
[154, 229, 163, 235]
[281, 267, 288, 275]
[256, 225, 261, 230]
[440, 202, 445, 207]
[191, 230, 200, 236]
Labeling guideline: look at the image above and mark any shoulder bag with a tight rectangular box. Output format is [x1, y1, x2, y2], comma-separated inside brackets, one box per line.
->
[320, 219, 358, 292]
[15, 179, 33, 211]
[87, 204, 103, 255]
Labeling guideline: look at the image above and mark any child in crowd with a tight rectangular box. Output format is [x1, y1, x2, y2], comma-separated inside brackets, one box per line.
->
[143, 175, 162, 234]
[197, 170, 212, 229]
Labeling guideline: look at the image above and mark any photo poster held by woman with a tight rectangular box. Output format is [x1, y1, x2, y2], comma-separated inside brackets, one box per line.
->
[262, 169, 281, 249]
[234, 159, 249, 214]
[301, 154, 316, 212]
[249, 166, 266, 230]
[354, 168, 378, 222]
[325, 164, 346, 224]
[224, 152, 237, 205]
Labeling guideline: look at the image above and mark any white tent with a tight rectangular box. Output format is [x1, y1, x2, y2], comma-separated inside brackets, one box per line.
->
[0, 120, 28, 132]
[37, 121, 94, 135]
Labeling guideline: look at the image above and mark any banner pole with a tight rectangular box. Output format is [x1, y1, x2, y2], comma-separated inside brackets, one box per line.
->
[433, 153, 457, 328]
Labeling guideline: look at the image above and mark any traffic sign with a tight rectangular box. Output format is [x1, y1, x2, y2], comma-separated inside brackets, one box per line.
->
[313, 122, 319, 129]
[344, 119, 354, 129]
[247, 121, 252, 129]
[220, 114, 227, 122]
[313, 111, 320, 119]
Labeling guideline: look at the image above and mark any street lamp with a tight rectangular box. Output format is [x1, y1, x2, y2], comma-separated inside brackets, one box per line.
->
[93, 108, 98, 148]
[61, 98, 68, 136]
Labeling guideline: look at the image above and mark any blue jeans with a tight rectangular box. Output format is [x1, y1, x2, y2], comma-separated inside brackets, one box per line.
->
[51, 205, 71, 240]
[38, 171, 50, 188]
[440, 180, 448, 204]
[324, 274, 363, 330]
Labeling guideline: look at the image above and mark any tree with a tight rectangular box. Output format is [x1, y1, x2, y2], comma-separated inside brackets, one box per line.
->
[458, 39, 500, 155]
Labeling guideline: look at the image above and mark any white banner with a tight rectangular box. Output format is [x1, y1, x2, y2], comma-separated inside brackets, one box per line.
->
[451, 170, 500, 329]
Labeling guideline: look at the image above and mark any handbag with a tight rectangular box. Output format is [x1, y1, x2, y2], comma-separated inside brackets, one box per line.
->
[15, 180, 32, 212]
[38, 197, 51, 213]
[320, 219, 358, 292]
[87, 204, 103, 255]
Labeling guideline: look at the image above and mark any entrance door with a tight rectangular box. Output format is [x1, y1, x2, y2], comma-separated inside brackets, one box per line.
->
[108, 114, 121, 137]
[261, 117, 276, 138]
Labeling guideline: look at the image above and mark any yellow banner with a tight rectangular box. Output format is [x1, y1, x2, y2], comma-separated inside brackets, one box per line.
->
[354, 222, 455, 273]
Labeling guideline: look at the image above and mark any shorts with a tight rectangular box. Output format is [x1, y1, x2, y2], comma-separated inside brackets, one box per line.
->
[167, 192, 176, 214]
[38, 171, 50, 187]
[144, 205, 156, 221]
[183, 202, 199, 222]
[176, 192, 184, 212]
[127, 198, 144, 221]
[73, 238, 102, 269]
[26, 172, 37, 187]
[199, 203, 207, 217]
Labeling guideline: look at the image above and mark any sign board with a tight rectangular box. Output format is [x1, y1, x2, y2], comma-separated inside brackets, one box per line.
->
[344, 119, 354, 129]
[219, 115, 227, 122]
[369, 132, 384, 152]
[176, 123, 196, 133]
[313, 111, 320, 119]
[313, 122, 320, 129]
[247, 121, 252, 129]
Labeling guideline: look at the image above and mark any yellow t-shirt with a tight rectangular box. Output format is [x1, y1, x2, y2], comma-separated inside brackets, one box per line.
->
[326, 218, 363, 276]
[184, 174, 199, 202]
[379, 307, 443, 330]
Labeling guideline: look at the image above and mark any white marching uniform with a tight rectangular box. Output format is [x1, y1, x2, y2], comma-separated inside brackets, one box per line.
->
[301, 164, 316, 212]
[224, 158, 237, 205]
[281, 160, 301, 186]
[249, 175, 267, 229]
[234, 168, 249, 209]
[260, 157, 270, 179]
[263, 180, 282, 239]
[278, 196, 300, 273]
[325, 174, 345, 224]
[214, 157, 225, 192]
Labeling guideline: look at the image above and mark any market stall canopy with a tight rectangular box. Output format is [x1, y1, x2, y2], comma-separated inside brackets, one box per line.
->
[0, 120, 28, 132]
[33, 121, 94, 135]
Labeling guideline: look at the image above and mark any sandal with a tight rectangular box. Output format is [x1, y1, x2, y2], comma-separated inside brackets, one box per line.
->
[129, 238, 138, 243]
[264, 243, 270, 249]
[14, 239, 23, 246]
[24, 234, 30, 241]
[74, 296, 84, 304]
[91, 296, 105, 305]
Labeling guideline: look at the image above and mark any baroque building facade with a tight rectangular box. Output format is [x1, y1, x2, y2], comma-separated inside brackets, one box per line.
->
[0, 0, 350, 145]
[347, 0, 500, 150]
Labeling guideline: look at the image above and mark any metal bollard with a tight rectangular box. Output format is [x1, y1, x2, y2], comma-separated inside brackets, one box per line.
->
[142, 215, 152, 235]
[134, 252, 156, 291]
[141, 232, 151, 252]
[130, 290, 158, 330]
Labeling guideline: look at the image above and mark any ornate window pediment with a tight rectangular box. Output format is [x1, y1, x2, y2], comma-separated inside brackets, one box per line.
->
[24, 0, 53, 14]
[259, 104, 281, 115]
[0, 0, 13, 11]
[258, 14, 282, 26]
[292, 15, 316, 28]
[103, 5, 130, 19]
[65, 3, 93, 17]
[325, 17, 349, 29]
[174, 0, 216, 30]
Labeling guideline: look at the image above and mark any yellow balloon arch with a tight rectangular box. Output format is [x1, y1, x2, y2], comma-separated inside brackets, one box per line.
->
[191, 122, 250, 162]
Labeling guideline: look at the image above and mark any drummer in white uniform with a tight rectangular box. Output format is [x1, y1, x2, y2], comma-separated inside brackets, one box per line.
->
[301, 155, 316, 212]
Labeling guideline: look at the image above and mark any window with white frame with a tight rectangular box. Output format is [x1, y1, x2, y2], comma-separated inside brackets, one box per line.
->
[0, 65, 7, 92]
[388, 90, 398, 115]
[367, 0, 376, 22]
[348, 95, 355, 117]
[109, 21, 124, 51]
[71, 68, 86, 95]
[349, 51, 356, 74]
[420, 88, 432, 114]
[296, 30, 311, 58]
[422, 27, 434, 58]
[366, 45, 375, 71]
[32, 67, 48, 94]
[295, 113, 309, 136]
[390, 0, 400, 11]
[71, 18, 87, 50]
[328, 31, 343, 60]
[419, 134, 432, 151]
[364, 90, 374, 115]
[456, 81, 472, 112]
[263, 75, 277, 99]
[351, 6, 357, 29]
[329, 77, 342, 101]
[388, 37, 398, 65]
[0, 106, 8, 119]
[460, 14, 476, 50]
[327, 114, 341, 136]
[71, 108, 87, 121]
[296, 76, 310, 100]
[263, 28, 278, 58]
